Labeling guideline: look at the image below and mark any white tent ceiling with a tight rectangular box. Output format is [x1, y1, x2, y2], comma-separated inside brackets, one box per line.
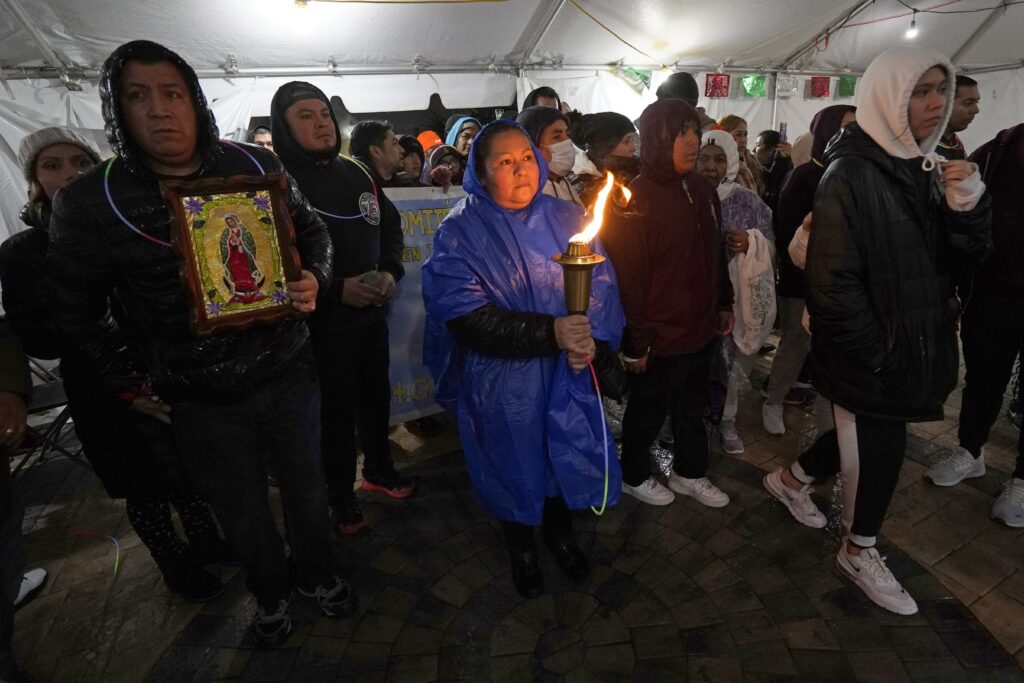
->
[0, 0, 1022, 237]
[1, 0, 1022, 78]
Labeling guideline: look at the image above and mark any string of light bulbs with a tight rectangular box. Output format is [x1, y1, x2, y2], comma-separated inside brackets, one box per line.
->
[815, 0, 1023, 46]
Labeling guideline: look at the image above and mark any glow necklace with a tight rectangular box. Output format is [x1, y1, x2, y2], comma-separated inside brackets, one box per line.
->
[312, 155, 379, 221]
[103, 140, 265, 248]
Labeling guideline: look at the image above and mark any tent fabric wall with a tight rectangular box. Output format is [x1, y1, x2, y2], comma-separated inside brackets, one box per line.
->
[520, 67, 1023, 162]
[1, 65, 1021, 238]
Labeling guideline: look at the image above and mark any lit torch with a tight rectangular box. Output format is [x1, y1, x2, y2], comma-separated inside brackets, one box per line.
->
[552, 172, 630, 315]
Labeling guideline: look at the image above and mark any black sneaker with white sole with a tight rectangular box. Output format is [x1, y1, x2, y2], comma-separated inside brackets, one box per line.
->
[298, 575, 359, 618]
[251, 598, 293, 649]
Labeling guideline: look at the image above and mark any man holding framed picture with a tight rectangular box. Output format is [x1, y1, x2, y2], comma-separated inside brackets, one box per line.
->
[47, 40, 353, 649]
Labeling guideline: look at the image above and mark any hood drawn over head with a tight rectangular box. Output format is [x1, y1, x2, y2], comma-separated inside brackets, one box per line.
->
[463, 120, 549, 213]
[270, 81, 343, 169]
[99, 40, 219, 176]
[701, 129, 740, 185]
[855, 46, 954, 160]
[638, 99, 701, 184]
[810, 105, 857, 163]
[444, 115, 482, 147]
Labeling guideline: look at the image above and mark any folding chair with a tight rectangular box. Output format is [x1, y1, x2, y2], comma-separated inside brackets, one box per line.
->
[10, 361, 88, 477]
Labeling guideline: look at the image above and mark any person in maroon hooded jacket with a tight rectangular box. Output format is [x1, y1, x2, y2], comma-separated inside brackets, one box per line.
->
[603, 98, 734, 509]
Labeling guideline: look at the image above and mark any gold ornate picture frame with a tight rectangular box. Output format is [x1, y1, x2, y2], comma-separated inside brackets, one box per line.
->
[160, 174, 302, 337]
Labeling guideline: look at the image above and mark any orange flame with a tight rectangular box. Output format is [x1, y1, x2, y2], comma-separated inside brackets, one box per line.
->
[570, 172, 618, 244]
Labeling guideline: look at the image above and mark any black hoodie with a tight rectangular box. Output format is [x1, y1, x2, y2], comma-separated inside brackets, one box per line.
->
[271, 81, 404, 334]
[47, 41, 333, 402]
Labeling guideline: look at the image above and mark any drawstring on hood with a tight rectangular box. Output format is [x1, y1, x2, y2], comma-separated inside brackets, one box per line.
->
[855, 47, 954, 171]
[701, 129, 740, 201]
[99, 40, 220, 177]
[270, 81, 343, 168]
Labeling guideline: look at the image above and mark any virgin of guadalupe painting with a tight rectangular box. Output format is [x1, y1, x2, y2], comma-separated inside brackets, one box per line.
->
[161, 174, 302, 337]
[220, 214, 268, 304]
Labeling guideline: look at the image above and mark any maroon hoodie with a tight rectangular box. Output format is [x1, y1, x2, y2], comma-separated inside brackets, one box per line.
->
[603, 99, 733, 357]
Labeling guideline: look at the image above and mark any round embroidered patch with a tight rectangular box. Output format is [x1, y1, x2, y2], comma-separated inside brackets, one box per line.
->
[359, 192, 381, 225]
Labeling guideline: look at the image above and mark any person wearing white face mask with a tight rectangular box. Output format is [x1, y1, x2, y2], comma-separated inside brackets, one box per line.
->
[517, 106, 584, 208]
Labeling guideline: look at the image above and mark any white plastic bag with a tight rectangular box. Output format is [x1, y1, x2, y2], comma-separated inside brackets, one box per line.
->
[729, 229, 777, 355]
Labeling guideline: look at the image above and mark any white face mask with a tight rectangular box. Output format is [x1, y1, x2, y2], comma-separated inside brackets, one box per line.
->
[544, 138, 577, 177]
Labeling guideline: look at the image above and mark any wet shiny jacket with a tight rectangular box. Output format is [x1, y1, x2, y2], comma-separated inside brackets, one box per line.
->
[807, 123, 991, 421]
[47, 41, 333, 402]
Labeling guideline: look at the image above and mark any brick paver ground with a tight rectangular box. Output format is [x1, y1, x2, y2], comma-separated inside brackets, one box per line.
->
[8, 359, 1024, 681]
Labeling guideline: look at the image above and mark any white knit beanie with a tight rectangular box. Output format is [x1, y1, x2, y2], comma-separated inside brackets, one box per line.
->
[18, 127, 102, 183]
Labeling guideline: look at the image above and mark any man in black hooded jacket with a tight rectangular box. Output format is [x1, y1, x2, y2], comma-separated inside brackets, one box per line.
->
[270, 82, 411, 538]
[47, 40, 352, 648]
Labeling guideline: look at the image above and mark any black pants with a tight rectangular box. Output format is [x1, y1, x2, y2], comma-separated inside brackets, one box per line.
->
[958, 297, 1024, 479]
[0, 455, 19, 655]
[620, 342, 715, 486]
[313, 321, 396, 507]
[501, 497, 572, 551]
[171, 353, 334, 602]
[124, 492, 217, 559]
[796, 404, 905, 546]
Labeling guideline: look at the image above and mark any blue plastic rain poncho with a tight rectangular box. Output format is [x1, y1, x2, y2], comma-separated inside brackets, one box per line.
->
[422, 121, 625, 524]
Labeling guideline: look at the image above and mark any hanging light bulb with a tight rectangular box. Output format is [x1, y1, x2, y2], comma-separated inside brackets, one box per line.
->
[905, 10, 919, 39]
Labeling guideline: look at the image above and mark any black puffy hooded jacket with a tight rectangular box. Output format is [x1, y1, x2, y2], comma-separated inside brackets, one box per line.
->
[807, 123, 991, 422]
[47, 41, 333, 402]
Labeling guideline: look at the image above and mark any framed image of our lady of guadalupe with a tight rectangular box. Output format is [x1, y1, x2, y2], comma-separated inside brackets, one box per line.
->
[161, 173, 301, 337]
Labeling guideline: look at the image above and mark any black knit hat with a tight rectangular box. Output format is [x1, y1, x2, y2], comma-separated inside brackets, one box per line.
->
[573, 112, 635, 162]
[656, 72, 700, 107]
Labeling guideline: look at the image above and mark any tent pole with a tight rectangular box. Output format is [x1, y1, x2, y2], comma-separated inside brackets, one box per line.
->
[0, 63, 867, 82]
[770, 72, 779, 128]
[951, 2, 1009, 65]
[0, 0, 74, 78]
[516, 0, 567, 68]
[778, 0, 875, 71]
[961, 61, 1024, 75]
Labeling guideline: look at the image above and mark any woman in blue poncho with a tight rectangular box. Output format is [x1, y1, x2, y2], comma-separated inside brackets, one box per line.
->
[422, 120, 625, 598]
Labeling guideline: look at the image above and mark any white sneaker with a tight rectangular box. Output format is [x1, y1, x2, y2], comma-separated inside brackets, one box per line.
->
[719, 421, 744, 454]
[14, 568, 47, 607]
[667, 473, 730, 508]
[925, 446, 985, 487]
[836, 544, 918, 615]
[622, 478, 675, 506]
[762, 402, 786, 435]
[763, 468, 826, 528]
[991, 478, 1024, 528]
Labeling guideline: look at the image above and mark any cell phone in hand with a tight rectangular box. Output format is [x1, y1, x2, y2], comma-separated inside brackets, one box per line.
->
[779, 122, 788, 143]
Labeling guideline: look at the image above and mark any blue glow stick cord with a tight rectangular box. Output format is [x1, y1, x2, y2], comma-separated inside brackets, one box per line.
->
[104, 141, 267, 248]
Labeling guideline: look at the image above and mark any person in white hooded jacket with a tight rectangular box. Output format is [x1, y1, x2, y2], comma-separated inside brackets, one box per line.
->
[696, 129, 775, 456]
[762, 47, 992, 616]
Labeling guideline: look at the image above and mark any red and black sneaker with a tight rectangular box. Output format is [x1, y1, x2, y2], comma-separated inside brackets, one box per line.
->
[361, 473, 416, 499]
[333, 491, 366, 537]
